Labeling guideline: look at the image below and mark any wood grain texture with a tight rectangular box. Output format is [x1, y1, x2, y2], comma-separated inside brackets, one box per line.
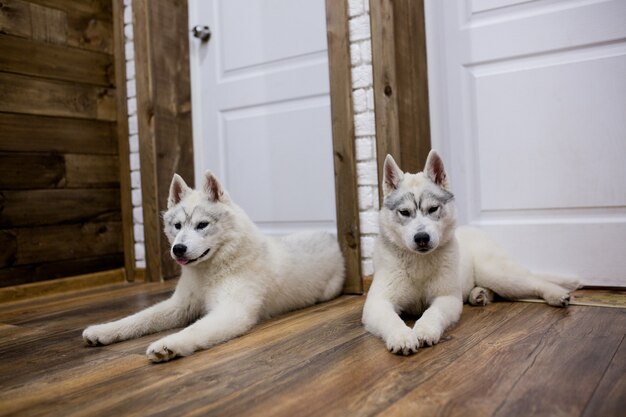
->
[0, 152, 65, 189]
[370, 0, 432, 202]
[393, 0, 431, 174]
[0, 34, 114, 86]
[1, 221, 123, 268]
[0, 0, 113, 53]
[0, 72, 116, 121]
[28, 1, 66, 44]
[0, 0, 130, 288]
[0, 253, 124, 287]
[0, 0, 32, 39]
[133, 0, 194, 282]
[0, 189, 121, 228]
[582, 335, 626, 417]
[64, 154, 120, 187]
[132, 0, 161, 284]
[370, 0, 401, 192]
[26, 0, 113, 19]
[0, 268, 125, 303]
[0, 153, 119, 189]
[0, 113, 117, 154]
[0, 286, 623, 417]
[325, 0, 363, 294]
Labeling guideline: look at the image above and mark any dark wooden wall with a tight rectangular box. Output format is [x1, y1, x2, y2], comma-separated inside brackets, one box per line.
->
[0, 0, 131, 287]
[133, 0, 194, 282]
[370, 0, 432, 199]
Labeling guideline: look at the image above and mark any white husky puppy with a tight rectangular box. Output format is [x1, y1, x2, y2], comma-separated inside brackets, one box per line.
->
[362, 150, 577, 355]
[83, 171, 345, 362]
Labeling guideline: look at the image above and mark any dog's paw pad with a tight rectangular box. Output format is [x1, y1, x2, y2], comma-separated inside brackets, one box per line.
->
[414, 323, 441, 347]
[82, 325, 115, 346]
[385, 328, 420, 356]
[84, 337, 100, 346]
[147, 341, 180, 363]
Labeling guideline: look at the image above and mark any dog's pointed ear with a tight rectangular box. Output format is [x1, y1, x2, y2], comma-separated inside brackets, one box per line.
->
[424, 150, 449, 189]
[383, 154, 404, 196]
[203, 170, 225, 202]
[168, 174, 191, 209]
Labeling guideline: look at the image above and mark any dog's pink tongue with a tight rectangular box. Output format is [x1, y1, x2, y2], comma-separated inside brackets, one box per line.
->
[176, 259, 189, 265]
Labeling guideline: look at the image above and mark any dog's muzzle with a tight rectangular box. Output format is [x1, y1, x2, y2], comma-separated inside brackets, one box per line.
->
[414, 232, 430, 249]
[174, 248, 211, 265]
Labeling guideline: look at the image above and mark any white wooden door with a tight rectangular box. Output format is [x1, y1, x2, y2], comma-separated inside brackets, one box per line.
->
[188, 0, 336, 235]
[425, 0, 626, 286]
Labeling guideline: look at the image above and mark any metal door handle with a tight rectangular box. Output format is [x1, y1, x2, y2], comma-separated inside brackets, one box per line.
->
[192, 25, 211, 42]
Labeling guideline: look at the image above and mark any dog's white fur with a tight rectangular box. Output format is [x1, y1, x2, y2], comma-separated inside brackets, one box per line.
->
[83, 171, 345, 362]
[362, 151, 578, 355]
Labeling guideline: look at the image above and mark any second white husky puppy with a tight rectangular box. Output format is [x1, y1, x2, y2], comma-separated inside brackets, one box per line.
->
[83, 171, 345, 362]
[362, 151, 577, 355]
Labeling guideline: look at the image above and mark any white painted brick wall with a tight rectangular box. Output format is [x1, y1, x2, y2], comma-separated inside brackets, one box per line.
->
[121, 0, 380, 276]
[124, 0, 145, 269]
[348, 0, 379, 277]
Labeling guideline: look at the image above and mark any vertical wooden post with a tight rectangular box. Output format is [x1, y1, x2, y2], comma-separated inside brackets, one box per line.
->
[370, 0, 432, 202]
[326, 0, 363, 294]
[132, 0, 194, 282]
[112, 0, 135, 282]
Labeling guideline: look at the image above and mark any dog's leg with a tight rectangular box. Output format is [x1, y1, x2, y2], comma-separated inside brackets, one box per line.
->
[413, 295, 463, 347]
[475, 262, 572, 307]
[362, 294, 420, 355]
[83, 295, 194, 346]
[146, 301, 259, 362]
[468, 286, 495, 306]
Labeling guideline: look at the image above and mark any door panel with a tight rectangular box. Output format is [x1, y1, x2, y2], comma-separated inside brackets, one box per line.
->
[425, 0, 626, 285]
[189, 0, 336, 235]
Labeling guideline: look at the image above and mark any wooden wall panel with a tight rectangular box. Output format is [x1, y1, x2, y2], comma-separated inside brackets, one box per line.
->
[7, 221, 123, 267]
[0, 153, 119, 189]
[0, 0, 131, 289]
[133, 0, 194, 282]
[370, 0, 432, 200]
[0, 189, 121, 227]
[64, 155, 120, 187]
[0, 114, 117, 154]
[0, 0, 113, 53]
[0, 36, 114, 86]
[0, 153, 65, 190]
[0, 73, 116, 121]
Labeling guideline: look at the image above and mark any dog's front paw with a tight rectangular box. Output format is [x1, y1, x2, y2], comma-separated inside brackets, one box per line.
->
[146, 335, 193, 363]
[82, 324, 118, 346]
[385, 327, 420, 355]
[413, 321, 442, 347]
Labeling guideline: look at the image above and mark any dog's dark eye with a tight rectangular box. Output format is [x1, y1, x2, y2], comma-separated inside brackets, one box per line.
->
[196, 221, 209, 230]
[174, 222, 182, 230]
[428, 206, 440, 214]
[398, 209, 411, 217]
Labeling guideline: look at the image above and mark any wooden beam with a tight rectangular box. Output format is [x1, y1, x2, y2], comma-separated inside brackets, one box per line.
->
[132, 0, 194, 282]
[370, 0, 432, 202]
[326, 0, 363, 294]
[0, 268, 126, 303]
[113, 0, 135, 282]
[371, 0, 401, 196]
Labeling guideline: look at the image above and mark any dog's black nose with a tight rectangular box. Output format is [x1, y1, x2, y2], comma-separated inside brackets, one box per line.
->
[172, 244, 187, 257]
[414, 232, 430, 247]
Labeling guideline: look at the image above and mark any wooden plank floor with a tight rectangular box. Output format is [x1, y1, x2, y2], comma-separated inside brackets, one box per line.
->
[0, 282, 624, 417]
